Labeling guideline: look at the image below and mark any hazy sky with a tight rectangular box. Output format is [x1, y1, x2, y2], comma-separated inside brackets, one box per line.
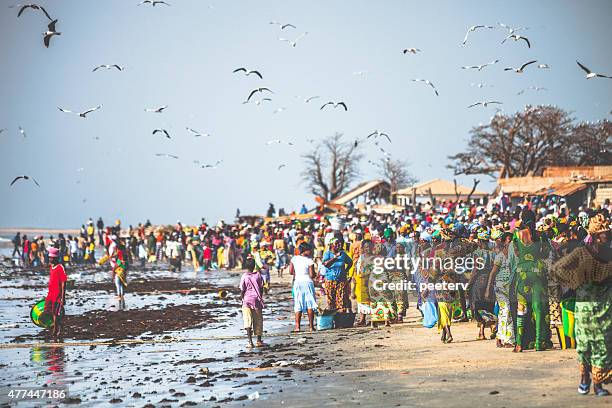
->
[1, 0, 611, 228]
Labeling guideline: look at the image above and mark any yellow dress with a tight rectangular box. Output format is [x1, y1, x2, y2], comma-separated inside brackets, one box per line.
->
[217, 247, 224, 268]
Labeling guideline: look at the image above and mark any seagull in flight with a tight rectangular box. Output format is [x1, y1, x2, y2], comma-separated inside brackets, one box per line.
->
[138, 0, 170, 6]
[243, 98, 272, 106]
[517, 86, 547, 95]
[269, 22, 296, 30]
[186, 127, 210, 137]
[367, 130, 391, 143]
[461, 59, 499, 71]
[10, 175, 39, 187]
[93, 64, 125, 72]
[537, 64, 550, 69]
[201, 160, 223, 169]
[19, 126, 26, 138]
[145, 105, 168, 113]
[279, 32, 307, 47]
[498, 22, 528, 36]
[0, 128, 7, 134]
[298, 95, 320, 103]
[58, 105, 102, 118]
[320, 101, 347, 111]
[277, 164, 287, 170]
[403, 48, 421, 54]
[233, 67, 263, 79]
[266, 139, 294, 146]
[273, 107, 287, 114]
[576, 61, 612, 79]
[12, 3, 52, 20]
[467, 101, 503, 108]
[412, 79, 439, 96]
[153, 129, 171, 139]
[504, 60, 537, 73]
[502, 34, 531, 48]
[155, 153, 178, 159]
[245, 88, 273, 103]
[470, 83, 493, 88]
[43, 19, 60, 48]
[461, 25, 495, 46]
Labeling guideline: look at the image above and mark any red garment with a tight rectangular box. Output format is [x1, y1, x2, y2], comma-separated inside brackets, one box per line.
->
[46, 264, 67, 302]
[203, 247, 212, 260]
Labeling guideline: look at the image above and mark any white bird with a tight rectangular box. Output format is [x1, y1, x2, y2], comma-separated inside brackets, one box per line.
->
[467, 101, 503, 108]
[498, 22, 528, 35]
[269, 22, 296, 30]
[201, 160, 223, 169]
[502, 34, 531, 48]
[517, 86, 547, 95]
[320, 101, 348, 111]
[93, 64, 125, 72]
[266, 139, 294, 146]
[367, 130, 391, 143]
[232, 67, 263, 79]
[245, 87, 273, 103]
[243, 98, 272, 106]
[12, 3, 52, 20]
[0, 128, 7, 134]
[10, 175, 39, 187]
[278, 32, 307, 47]
[352, 71, 368, 76]
[145, 105, 168, 113]
[470, 83, 493, 88]
[58, 105, 102, 118]
[412, 79, 439, 96]
[277, 164, 287, 170]
[273, 107, 287, 114]
[186, 127, 210, 137]
[504, 60, 537, 73]
[537, 64, 550, 69]
[153, 129, 171, 139]
[462, 25, 495, 46]
[138, 0, 170, 6]
[43, 19, 60, 48]
[155, 153, 178, 159]
[576, 61, 612, 79]
[403, 48, 421, 54]
[461, 59, 499, 71]
[19, 126, 26, 137]
[299, 96, 320, 103]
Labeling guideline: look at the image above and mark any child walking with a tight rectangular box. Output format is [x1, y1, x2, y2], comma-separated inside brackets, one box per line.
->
[240, 258, 265, 348]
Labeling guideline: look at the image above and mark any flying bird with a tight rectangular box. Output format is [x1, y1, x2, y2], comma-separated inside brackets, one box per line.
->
[266, 139, 294, 146]
[504, 60, 537, 73]
[412, 79, 439, 96]
[18, 126, 26, 137]
[138, 0, 170, 6]
[502, 34, 531, 48]
[461, 59, 499, 71]
[245, 87, 273, 103]
[320, 101, 347, 111]
[403, 48, 421, 54]
[201, 160, 223, 169]
[145, 105, 168, 113]
[233, 67, 263, 79]
[10, 175, 39, 187]
[43, 19, 60, 48]
[155, 153, 178, 159]
[517, 86, 547, 95]
[0, 128, 7, 134]
[153, 129, 171, 139]
[12, 3, 52, 20]
[498, 22, 528, 35]
[273, 107, 287, 114]
[186, 127, 209, 137]
[461, 25, 495, 46]
[470, 83, 493, 88]
[277, 164, 287, 170]
[537, 64, 550, 69]
[269, 22, 296, 30]
[278, 32, 307, 47]
[367, 130, 391, 143]
[576, 61, 612, 79]
[467, 101, 503, 108]
[93, 64, 125, 72]
[58, 105, 102, 118]
[298, 95, 320, 103]
[243, 98, 272, 106]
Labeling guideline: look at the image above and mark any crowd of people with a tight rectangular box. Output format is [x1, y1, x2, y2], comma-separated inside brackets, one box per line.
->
[18, 194, 611, 396]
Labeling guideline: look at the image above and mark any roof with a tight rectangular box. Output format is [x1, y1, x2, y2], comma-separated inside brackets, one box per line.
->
[536, 182, 588, 197]
[396, 179, 488, 197]
[330, 180, 390, 205]
[498, 177, 590, 197]
[542, 165, 612, 179]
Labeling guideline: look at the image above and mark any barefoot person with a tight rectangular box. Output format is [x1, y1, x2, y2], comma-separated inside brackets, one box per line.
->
[240, 258, 265, 348]
[290, 242, 317, 332]
[45, 247, 67, 338]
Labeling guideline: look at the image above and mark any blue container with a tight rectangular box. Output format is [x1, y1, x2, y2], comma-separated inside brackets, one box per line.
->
[316, 315, 334, 330]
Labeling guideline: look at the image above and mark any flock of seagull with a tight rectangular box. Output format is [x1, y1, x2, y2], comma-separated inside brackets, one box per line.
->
[5, 4, 612, 188]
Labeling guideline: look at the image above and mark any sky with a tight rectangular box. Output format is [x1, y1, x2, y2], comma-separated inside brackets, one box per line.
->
[1, 0, 611, 228]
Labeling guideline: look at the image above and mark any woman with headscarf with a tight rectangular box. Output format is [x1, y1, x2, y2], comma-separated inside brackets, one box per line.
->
[467, 229, 496, 340]
[486, 232, 515, 348]
[509, 208, 552, 352]
[368, 242, 396, 327]
[322, 237, 352, 311]
[551, 213, 611, 396]
[353, 239, 373, 326]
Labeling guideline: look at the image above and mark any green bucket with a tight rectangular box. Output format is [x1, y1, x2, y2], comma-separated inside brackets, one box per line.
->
[30, 299, 53, 329]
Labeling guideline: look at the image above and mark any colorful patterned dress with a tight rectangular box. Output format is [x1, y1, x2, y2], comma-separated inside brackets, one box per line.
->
[369, 243, 398, 322]
[494, 251, 515, 345]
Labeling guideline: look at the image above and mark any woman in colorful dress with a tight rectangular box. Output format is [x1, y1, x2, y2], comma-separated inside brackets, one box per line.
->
[368, 242, 395, 327]
[486, 232, 515, 348]
[467, 230, 496, 340]
[352, 239, 373, 326]
[509, 209, 552, 352]
[322, 238, 353, 312]
[551, 213, 611, 396]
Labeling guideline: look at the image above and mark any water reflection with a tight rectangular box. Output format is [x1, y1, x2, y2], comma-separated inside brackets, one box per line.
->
[30, 345, 66, 384]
